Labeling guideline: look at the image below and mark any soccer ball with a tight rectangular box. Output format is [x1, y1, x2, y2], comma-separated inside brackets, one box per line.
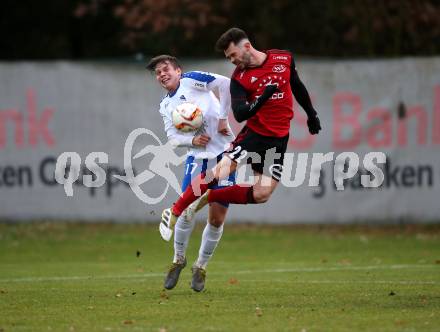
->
[172, 102, 203, 132]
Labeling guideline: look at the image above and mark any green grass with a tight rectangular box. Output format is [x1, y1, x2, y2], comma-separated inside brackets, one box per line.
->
[0, 222, 439, 332]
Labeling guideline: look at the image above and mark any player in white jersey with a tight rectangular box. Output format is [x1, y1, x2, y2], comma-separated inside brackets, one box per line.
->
[146, 55, 236, 292]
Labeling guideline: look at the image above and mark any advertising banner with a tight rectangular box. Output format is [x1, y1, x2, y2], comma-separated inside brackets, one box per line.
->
[1, 58, 439, 223]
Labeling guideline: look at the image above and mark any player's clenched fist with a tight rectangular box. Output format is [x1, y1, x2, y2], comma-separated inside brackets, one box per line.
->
[307, 115, 321, 135]
[261, 84, 279, 100]
[192, 134, 211, 147]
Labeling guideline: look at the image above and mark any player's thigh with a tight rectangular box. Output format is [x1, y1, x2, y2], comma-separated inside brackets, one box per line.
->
[211, 155, 237, 181]
[249, 131, 289, 186]
[181, 155, 199, 191]
[208, 202, 229, 227]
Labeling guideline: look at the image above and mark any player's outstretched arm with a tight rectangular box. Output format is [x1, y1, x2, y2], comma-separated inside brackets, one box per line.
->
[290, 64, 322, 135]
[204, 73, 233, 135]
[206, 73, 231, 119]
[230, 79, 278, 123]
[183, 71, 232, 135]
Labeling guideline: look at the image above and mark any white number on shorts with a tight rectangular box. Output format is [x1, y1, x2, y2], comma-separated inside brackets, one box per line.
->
[185, 162, 198, 175]
[229, 146, 248, 162]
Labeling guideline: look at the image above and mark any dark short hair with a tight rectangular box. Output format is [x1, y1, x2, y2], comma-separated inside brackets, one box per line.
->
[215, 27, 249, 52]
[146, 55, 181, 71]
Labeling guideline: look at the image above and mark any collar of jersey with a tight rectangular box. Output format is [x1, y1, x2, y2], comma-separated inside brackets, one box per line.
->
[167, 82, 181, 98]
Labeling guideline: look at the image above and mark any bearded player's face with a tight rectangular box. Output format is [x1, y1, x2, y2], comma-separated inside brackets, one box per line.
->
[224, 42, 251, 70]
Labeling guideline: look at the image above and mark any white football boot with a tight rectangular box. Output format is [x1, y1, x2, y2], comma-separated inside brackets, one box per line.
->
[159, 192, 209, 242]
[159, 208, 178, 242]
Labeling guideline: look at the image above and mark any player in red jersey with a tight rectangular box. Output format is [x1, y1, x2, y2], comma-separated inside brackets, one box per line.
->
[161, 28, 321, 280]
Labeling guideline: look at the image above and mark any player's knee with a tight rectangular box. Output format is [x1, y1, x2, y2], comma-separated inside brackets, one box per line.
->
[204, 169, 218, 183]
[208, 203, 227, 227]
[208, 218, 224, 228]
[214, 158, 235, 180]
[254, 194, 270, 203]
[252, 188, 272, 203]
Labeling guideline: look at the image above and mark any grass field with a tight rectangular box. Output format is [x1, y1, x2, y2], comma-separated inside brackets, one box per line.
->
[0, 222, 439, 332]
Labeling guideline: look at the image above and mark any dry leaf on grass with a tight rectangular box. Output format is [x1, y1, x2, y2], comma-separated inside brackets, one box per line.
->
[255, 306, 263, 317]
[228, 277, 239, 285]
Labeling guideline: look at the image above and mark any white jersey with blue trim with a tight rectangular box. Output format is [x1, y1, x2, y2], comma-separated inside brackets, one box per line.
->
[159, 71, 235, 159]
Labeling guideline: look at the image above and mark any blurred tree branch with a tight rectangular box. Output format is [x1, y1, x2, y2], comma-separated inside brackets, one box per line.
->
[1, 0, 439, 59]
[74, 0, 228, 49]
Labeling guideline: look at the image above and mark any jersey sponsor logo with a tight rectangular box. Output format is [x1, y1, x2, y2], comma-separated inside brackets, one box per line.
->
[272, 64, 287, 73]
[273, 55, 288, 60]
[194, 82, 204, 88]
[270, 92, 285, 100]
[255, 92, 285, 100]
[251, 76, 258, 83]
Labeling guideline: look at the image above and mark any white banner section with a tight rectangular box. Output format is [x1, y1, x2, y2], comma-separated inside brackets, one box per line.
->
[1, 58, 439, 223]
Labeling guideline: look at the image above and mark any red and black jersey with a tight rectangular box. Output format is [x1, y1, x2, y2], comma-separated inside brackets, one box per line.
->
[231, 50, 294, 137]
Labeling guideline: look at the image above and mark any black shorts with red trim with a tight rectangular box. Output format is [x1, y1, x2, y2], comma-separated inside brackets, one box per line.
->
[226, 126, 289, 181]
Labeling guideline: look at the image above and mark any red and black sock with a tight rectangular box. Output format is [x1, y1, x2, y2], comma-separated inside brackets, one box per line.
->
[172, 174, 218, 216]
[207, 185, 256, 204]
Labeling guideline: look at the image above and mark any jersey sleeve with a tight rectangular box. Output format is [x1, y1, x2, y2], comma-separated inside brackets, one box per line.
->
[206, 73, 231, 119]
[182, 71, 232, 119]
[181, 71, 216, 90]
[289, 56, 317, 117]
[159, 103, 194, 148]
[230, 78, 275, 123]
